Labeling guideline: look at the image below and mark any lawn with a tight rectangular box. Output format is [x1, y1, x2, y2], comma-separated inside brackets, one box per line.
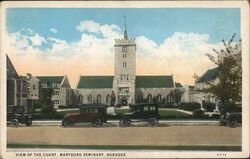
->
[115, 108, 192, 119]
[56, 109, 80, 117]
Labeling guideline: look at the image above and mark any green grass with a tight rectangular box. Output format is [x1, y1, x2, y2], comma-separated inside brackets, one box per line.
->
[56, 109, 80, 117]
[159, 109, 192, 119]
[7, 144, 241, 151]
[115, 108, 192, 119]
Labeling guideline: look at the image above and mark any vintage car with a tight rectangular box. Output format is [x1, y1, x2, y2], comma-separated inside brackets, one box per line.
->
[219, 112, 242, 128]
[7, 106, 32, 127]
[62, 105, 108, 127]
[119, 103, 160, 127]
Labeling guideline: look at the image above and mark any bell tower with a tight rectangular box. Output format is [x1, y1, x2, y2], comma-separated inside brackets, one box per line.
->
[113, 17, 136, 105]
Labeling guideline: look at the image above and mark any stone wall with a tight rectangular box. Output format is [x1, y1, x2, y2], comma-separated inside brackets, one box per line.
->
[76, 88, 113, 105]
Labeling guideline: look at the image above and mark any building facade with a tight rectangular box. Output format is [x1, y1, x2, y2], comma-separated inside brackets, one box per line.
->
[75, 24, 181, 106]
[26, 74, 73, 109]
[7, 55, 28, 112]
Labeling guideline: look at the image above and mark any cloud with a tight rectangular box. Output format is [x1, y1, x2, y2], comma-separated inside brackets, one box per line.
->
[6, 21, 224, 87]
[76, 20, 100, 33]
[50, 28, 58, 34]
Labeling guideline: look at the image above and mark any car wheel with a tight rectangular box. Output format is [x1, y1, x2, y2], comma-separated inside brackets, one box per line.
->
[148, 118, 158, 127]
[119, 118, 131, 127]
[228, 118, 238, 128]
[219, 119, 226, 126]
[62, 119, 73, 127]
[92, 118, 103, 127]
[25, 119, 32, 126]
[11, 118, 19, 127]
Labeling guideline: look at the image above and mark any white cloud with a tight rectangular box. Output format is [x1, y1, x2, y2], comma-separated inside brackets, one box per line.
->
[30, 33, 46, 46]
[76, 20, 100, 33]
[50, 28, 58, 34]
[6, 21, 225, 86]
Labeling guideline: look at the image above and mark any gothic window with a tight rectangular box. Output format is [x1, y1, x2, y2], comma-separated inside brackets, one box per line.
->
[78, 95, 83, 104]
[123, 62, 127, 68]
[123, 54, 127, 58]
[106, 94, 110, 104]
[138, 93, 143, 103]
[122, 46, 128, 53]
[148, 94, 153, 102]
[127, 74, 129, 80]
[32, 84, 35, 90]
[97, 94, 101, 104]
[120, 74, 123, 80]
[88, 94, 92, 103]
[167, 94, 172, 102]
[157, 94, 162, 102]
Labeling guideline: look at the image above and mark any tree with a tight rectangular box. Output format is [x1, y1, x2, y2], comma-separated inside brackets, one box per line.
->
[39, 88, 57, 118]
[205, 33, 242, 104]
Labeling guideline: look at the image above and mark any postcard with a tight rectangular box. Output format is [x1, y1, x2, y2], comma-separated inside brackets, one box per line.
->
[0, 1, 249, 158]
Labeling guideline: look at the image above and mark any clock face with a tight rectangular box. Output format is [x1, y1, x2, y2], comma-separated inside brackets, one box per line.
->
[122, 46, 128, 53]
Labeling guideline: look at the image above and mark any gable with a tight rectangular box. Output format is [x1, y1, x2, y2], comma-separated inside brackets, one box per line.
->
[36, 76, 64, 87]
[7, 55, 19, 78]
[197, 67, 218, 83]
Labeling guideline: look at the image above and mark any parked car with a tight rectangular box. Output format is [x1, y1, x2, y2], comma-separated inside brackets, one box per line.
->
[119, 103, 160, 127]
[62, 105, 108, 127]
[219, 112, 242, 128]
[7, 106, 32, 127]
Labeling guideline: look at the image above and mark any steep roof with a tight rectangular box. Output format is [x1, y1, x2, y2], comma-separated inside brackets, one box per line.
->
[77, 76, 114, 89]
[175, 82, 183, 88]
[197, 67, 218, 83]
[136, 76, 174, 88]
[36, 76, 64, 87]
[7, 55, 19, 78]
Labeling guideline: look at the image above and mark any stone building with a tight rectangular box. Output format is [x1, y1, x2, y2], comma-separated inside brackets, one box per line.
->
[75, 22, 180, 106]
[26, 74, 73, 109]
[195, 67, 219, 104]
[7, 55, 28, 111]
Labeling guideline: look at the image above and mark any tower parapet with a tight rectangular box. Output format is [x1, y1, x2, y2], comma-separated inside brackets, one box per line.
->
[114, 38, 136, 46]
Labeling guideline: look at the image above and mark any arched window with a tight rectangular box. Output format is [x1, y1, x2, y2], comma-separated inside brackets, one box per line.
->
[148, 94, 152, 102]
[157, 94, 162, 102]
[106, 94, 110, 104]
[138, 93, 143, 103]
[78, 94, 83, 104]
[88, 94, 92, 103]
[97, 94, 101, 104]
[167, 94, 172, 102]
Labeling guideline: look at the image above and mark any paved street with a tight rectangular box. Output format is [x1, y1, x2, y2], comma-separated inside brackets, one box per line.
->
[7, 125, 241, 146]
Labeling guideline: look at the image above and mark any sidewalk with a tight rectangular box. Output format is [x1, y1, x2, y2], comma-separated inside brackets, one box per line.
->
[20, 119, 219, 126]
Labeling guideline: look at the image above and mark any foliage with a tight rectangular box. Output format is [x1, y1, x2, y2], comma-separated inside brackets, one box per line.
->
[223, 102, 237, 113]
[203, 102, 216, 112]
[179, 102, 201, 111]
[205, 34, 242, 104]
[37, 88, 57, 119]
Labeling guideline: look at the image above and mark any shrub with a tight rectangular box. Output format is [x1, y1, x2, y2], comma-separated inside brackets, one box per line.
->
[223, 102, 237, 112]
[203, 102, 216, 112]
[210, 113, 221, 120]
[158, 102, 176, 108]
[180, 102, 201, 111]
[192, 109, 206, 119]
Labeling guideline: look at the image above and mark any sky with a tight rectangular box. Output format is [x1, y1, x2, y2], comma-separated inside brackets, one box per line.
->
[5, 8, 241, 87]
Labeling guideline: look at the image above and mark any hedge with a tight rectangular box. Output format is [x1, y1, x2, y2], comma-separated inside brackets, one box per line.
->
[179, 102, 201, 111]
[203, 102, 216, 112]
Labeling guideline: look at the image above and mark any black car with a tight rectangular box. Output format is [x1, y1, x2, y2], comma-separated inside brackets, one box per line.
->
[7, 106, 32, 127]
[220, 112, 242, 128]
[119, 103, 160, 127]
[62, 105, 108, 127]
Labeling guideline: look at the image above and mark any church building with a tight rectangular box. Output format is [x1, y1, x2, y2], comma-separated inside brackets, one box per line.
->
[75, 22, 179, 106]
